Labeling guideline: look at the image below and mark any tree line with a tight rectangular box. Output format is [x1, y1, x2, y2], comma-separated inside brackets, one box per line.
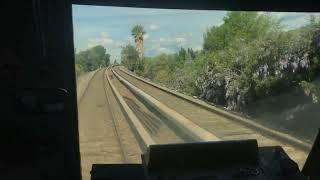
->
[75, 45, 110, 76]
[121, 12, 320, 114]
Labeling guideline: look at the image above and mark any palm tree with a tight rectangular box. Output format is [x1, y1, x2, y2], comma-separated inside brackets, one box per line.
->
[131, 25, 146, 59]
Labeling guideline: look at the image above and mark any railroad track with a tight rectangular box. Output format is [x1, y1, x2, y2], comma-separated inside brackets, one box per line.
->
[111, 66, 311, 168]
[78, 68, 141, 180]
[107, 68, 187, 145]
[102, 68, 129, 163]
[78, 65, 311, 180]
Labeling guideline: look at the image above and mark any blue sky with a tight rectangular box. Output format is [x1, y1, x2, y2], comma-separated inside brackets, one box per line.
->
[72, 5, 320, 62]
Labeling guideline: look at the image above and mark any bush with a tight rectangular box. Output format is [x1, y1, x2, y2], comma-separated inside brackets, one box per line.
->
[139, 12, 320, 112]
[75, 45, 110, 74]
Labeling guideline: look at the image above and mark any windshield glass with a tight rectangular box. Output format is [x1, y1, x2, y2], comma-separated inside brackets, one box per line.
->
[73, 5, 320, 180]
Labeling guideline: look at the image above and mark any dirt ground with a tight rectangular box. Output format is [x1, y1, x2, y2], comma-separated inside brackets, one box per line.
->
[77, 69, 140, 180]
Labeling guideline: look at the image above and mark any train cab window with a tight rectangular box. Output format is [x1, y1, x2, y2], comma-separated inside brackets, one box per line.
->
[72, 5, 320, 179]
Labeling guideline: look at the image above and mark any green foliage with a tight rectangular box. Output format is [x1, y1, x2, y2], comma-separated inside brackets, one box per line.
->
[142, 54, 176, 83]
[137, 12, 320, 112]
[140, 48, 203, 95]
[300, 80, 320, 103]
[75, 63, 84, 77]
[75, 45, 110, 75]
[131, 24, 146, 59]
[131, 25, 146, 39]
[195, 12, 320, 110]
[121, 44, 141, 71]
[203, 12, 280, 52]
[176, 48, 196, 64]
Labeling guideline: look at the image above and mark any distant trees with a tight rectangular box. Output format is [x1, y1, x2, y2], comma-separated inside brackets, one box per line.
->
[121, 25, 146, 73]
[177, 47, 196, 63]
[120, 44, 140, 71]
[75, 45, 110, 76]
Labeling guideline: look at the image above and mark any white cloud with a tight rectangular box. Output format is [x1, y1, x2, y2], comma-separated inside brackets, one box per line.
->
[175, 37, 187, 43]
[157, 35, 190, 45]
[88, 32, 115, 47]
[157, 47, 173, 53]
[149, 24, 160, 31]
[127, 36, 134, 41]
[87, 44, 97, 48]
[158, 47, 168, 52]
[159, 37, 168, 42]
[115, 41, 125, 47]
[258, 12, 320, 30]
[193, 46, 202, 51]
[143, 34, 150, 40]
[179, 32, 193, 38]
[101, 32, 110, 38]
[88, 38, 98, 42]
[101, 32, 114, 45]
[86, 32, 129, 61]
[102, 38, 114, 45]
[156, 33, 191, 46]
[87, 38, 101, 48]
[149, 43, 161, 50]
[158, 37, 176, 43]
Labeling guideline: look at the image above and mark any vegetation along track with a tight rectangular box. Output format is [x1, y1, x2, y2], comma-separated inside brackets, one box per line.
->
[113, 66, 311, 168]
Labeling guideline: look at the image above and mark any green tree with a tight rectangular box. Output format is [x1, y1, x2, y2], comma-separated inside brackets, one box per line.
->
[75, 45, 110, 73]
[137, 11, 320, 113]
[177, 48, 187, 64]
[75, 63, 83, 77]
[104, 54, 111, 67]
[203, 12, 279, 51]
[131, 25, 146, 59]
[121, 44, 140, 71]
